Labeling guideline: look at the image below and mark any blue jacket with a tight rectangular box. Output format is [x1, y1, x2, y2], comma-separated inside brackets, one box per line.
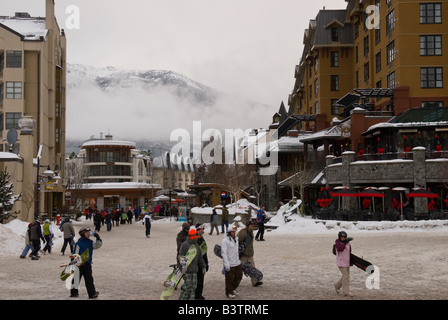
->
[257, 210, 265, 224]
[73, 237, 102, 264]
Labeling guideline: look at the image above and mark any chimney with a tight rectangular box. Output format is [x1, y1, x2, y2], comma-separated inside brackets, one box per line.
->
[45, 0, 55, 29]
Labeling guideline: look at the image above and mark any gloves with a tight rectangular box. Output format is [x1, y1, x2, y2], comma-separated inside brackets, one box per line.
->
[345, 237, 353, 243]
[94, 232, 101, 240]
[202, 268, 206, 275]
[224, 264, 230, 272]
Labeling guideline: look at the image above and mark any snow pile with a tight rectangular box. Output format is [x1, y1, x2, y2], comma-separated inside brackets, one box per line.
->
[191, 199, 260, 217]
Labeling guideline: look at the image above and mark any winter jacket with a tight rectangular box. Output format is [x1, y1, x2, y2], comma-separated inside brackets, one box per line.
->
[221, 234, 241, 270]
[257, 210, 266, 224]
[30, 223, 44, 241]
[210, 211, 219, 225]
[178, 239, 205, 274]
[61, 221, 75, 238]
[42, 222, 53, 236]
[335, 239, 351, 267]
[73, 236, 102, 264]
[237, 228, 254, 258]
[221, 207, 229, 222]
[176, 229, 189, 254]
[197, 235, 209, 270]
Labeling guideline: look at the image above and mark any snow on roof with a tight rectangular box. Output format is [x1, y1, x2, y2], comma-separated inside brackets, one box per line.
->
[0, 152, 21, 160]
[81, 182, 162, 190]
[81, 140, 136, 148]
[0, 17, 48, 40]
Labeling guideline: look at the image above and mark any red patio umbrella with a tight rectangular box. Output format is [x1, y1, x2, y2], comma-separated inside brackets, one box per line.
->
[330, 187, 358, 197]
[406, 188, 438, 199]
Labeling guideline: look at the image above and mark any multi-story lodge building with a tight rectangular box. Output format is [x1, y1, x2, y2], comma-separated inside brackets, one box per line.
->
[0, 0, 66, 221]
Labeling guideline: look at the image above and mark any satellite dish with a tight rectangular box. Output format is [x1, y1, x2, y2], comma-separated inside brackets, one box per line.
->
[7, 128, 18, 145]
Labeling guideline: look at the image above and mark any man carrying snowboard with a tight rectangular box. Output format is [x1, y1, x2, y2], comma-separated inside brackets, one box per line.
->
[178, 229, 206, 300]
[238, 220, 263, 287]
[70, 227, 103, 299]
[334, 231, 353, 297]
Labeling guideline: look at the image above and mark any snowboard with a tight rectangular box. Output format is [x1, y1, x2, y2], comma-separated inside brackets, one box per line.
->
[59, 249, 90, 281]
[160, 244, 197, 300]
[213, 244, 263, 282]
[350, 253, 374, 273]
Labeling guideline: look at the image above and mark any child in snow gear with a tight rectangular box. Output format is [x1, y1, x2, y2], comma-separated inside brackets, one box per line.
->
[221, 227, 243, 299]
[143, 213, 152, 238]
[177, 228, 206, 300]
[69, 227, 103, 299]
[334, 231, 353, 297]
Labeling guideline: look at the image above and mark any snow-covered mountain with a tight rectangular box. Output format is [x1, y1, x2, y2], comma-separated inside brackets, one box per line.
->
[66, 63, 272, 141]
[67, 63, 218, 106]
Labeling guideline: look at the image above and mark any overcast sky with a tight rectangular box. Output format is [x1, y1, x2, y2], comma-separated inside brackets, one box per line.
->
[2, 0, 347, 139]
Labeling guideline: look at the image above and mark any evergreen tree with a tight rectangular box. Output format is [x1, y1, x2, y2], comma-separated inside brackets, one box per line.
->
[0, 168, 22, 223]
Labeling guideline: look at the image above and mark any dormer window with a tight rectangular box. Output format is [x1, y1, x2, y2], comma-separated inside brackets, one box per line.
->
[331, 27, 339, 42]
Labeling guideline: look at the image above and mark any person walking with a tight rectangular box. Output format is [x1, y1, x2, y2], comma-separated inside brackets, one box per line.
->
[177, 229, 206, 300]
[221, 205, 229, 234]
[60, 217, 75, 256]
[221, 226, 243, 299]
[70, 227, 103, 299]
[195, 224, 209, 300]
[20, 223, 34, 259]
[105, 210, 113, 231]
[237, 220, 263, 286]
[143, 212, 152, 238]
[29, 220, 45, 260]
[176, 222, 190, 255]
[209, 209, 219, 235]
[255, 205, 266, 241]
[334, 231, 353, 297]
[42, 219, 54, 254]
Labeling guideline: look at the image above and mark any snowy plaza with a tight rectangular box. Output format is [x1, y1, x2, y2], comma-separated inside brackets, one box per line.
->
[1, 211, 447, 301]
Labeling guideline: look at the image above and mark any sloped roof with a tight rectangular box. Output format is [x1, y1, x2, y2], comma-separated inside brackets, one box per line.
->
[0, 17, 48, 41]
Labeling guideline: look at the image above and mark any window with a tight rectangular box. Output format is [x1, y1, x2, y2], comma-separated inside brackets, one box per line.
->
[376, 52, 382, 73]
[420, 35, 442, 56]
[387, 71, 396, 88]
[6, 82, 22, 99]
[375, 27, 381, 45]
[6, 112, 22, 129]
[309, 84, 313, 99]
[421, 101, 443, 108]
[314, 78, 318, 96]
[387, 41, 395, 64]
[386, 0, 392, 8]
[5, 51, 22, 68]
[331, 51, 339, 67]
[355, 46, 359, 63]
[314, 101, 319, 114]
[364, 36, 370, 56]
[354, 20, 359, 39]
[331, 99, 339, 115]
[364, 63, 370, 83]
[0, 83, 3, 104]
[331, 75, 339, 91]
[420, 3, 442, 24]
[386, 10, 395, 35]
[331, 28, 339, 42]
[421, 67, 443, 88]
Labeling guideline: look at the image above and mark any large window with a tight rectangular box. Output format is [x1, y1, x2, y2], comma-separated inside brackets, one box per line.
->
[387, 71, 396, 88]
[331, 28, 339, 42]
[6, 82, 22, 99]
[331, 51, 339, 67]
[331, 75, 339, 91]
[387, 41, 395, 64]
[421, 67, 443, 88]
[376, 52, 382, 73]
[6, 112, 22, 129]
[364, 63, 370, 83]
[420, 35, 442, 56]
[364, 36, 370, 56]
[6, 51, 22, 68]
[386, 10, 395, 35]
[420, 3, 442, 24]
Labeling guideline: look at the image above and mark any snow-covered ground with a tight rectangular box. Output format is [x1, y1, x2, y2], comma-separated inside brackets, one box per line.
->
[1, 203, 448, 300]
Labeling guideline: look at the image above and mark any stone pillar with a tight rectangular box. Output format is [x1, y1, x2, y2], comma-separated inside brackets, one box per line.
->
[20, 127, 35, 222]
[413, 147, 427, 214]
[325, 155, 335, 188]
[341, 151, 357, 211]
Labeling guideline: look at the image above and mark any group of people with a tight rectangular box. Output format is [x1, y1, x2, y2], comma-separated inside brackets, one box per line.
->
[20, 219, 54, 260]
[175, 216, 264, 300]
